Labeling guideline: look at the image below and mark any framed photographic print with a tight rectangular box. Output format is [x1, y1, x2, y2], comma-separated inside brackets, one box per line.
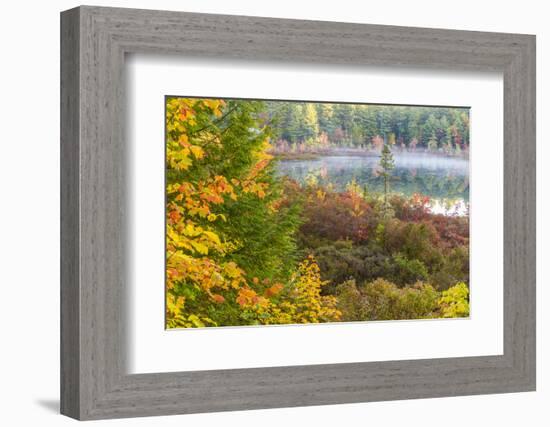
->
[61, 5, 536, 420]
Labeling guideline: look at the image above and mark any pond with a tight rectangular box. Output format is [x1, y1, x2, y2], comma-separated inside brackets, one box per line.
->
[276, 153, 470, 215]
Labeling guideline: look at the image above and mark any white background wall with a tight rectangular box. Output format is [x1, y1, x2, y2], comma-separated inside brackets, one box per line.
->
[0, 0, 546, 425]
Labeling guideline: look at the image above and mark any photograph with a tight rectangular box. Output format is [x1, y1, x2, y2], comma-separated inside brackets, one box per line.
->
[165, 97, 471, 328]
[47, 2, 538, 421]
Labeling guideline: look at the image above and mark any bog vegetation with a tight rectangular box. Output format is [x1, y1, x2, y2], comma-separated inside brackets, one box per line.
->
[165, 97, 470, 328]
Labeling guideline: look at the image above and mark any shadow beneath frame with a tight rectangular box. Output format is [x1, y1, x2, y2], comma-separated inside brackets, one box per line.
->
[35, 398, 59, 414]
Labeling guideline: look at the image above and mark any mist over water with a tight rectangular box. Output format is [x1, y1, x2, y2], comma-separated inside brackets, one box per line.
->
[276, 152, 469, 215]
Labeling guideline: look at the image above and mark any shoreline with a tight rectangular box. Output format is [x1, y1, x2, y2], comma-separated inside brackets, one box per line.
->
[272, 148, 469, 161]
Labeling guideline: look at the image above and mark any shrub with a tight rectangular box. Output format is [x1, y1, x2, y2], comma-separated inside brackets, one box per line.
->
[313, 242, 430, 291]
[297, 187, 374, 245]
[336, 279, 439, 321]
[335, 280, 369, 322]
[389, 254, 430, 285]
[429, 246, 469, 290]
[375, 218, 445, 271]
[438, 282, 470, 317]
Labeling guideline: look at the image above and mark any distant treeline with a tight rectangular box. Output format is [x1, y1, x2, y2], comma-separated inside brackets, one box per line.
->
[265, 101, 470, 152]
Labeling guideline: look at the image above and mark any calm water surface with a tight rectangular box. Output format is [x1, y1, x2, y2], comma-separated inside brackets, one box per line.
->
[276, 153, 469, 215]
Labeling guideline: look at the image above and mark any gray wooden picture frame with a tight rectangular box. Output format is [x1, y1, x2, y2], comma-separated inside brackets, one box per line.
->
[60, 5, 536, 421]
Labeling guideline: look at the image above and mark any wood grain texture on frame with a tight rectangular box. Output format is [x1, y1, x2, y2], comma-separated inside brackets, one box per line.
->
[60, 5, 536, 420]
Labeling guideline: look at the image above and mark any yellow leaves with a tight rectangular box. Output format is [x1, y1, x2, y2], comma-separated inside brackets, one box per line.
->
[207, 213, 226, 222]
[241, 179, 268, 199]
[190, 240, 209, 255]
[203, 99, 225, 117]
[189, 145, 204, 159]
[231, 257, 341, 326]
[287, 256, 341, 323]
[209, 271, 225, 288]
[174, 135, 205, 161]
[188, 314, 205, 328]
[439, 282, 470, 318]
[167, 97, 343, 329]
[223, 262, 242, 279]
[166, 97, 197, 121]
[316, 189, 326, 201]
[166, 228, 194, 252]
[178, 134, 189, 146]
[305, 173, 318, 187]
[180, 223, 197, 237]
[167, 214, 228, 257]
[166, 294, 185, 317]
[173, 155, 193, 171]
[259, 138, 274, 158]
[203, 230, 221, 246]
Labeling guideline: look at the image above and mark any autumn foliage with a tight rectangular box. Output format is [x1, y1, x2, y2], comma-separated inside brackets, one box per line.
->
[165, 97, 469, 328]
[165, 98, 339, 328]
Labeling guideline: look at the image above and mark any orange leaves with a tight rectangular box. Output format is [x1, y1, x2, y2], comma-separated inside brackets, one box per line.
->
[264, 283, 284, 297]
[236, 287, 268, 308]
[174, 138, 205, 160]
[165, 97, 342, 329]
[178, 134, 189, 146]
[166, 97, 250, 328]
[177, 182, 194, 194]
[168, 210, 181, 223]
[167, 251, 241, 295]
[240, 156, 273, 199]
[196, 176, 237, 206]
[240, 179, 268, 199]
[233, 256, 341, 325]
[167, 97, 198, 126]
[410, 192, 431, 208]
[247, 158, 270, 180]
[236, 287, 257, 307]
[211, 294, 225, 304]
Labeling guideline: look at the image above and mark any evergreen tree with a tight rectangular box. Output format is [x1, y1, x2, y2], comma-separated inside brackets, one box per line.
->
[303, 103, 319, 143]
[379, 143, 395, 217]
[427, 133, 438, 152]
[316, 103, 334, 135]
[264, 101, 469, 152]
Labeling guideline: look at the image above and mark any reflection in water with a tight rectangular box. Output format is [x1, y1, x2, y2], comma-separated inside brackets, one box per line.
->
[276, 153, 469, 215]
